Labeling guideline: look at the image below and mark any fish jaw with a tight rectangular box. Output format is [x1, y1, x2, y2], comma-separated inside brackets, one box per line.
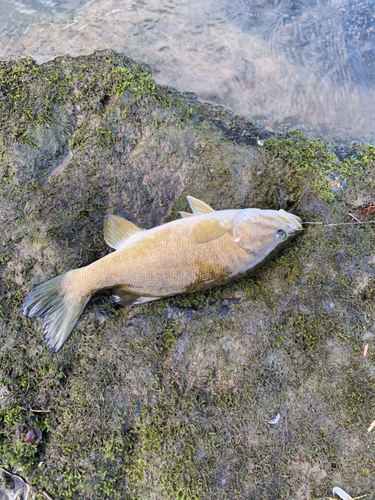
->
[276, 209, 303, 231]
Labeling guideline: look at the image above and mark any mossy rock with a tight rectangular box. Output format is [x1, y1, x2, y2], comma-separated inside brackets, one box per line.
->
[0, 50, 375, 500]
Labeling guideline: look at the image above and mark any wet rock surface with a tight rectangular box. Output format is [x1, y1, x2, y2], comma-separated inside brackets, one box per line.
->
[0, 51, 375, 499]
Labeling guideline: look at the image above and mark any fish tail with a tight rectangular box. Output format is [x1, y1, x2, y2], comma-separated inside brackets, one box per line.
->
[22, 270, 91, 353]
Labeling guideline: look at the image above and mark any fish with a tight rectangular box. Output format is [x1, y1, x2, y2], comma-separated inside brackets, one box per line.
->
[23, 196, 302, 353]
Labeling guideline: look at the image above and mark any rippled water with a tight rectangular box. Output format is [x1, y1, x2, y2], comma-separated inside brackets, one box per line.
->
[0, 0, 374, 144]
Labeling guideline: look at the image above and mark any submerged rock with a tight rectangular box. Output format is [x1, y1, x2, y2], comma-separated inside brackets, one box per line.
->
[0, 51, 374, 499]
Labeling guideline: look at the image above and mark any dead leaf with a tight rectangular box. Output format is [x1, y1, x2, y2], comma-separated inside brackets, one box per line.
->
[358, 205, 375, 216]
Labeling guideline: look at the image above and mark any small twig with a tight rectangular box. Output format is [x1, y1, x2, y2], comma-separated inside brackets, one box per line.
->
[18, 406, 51, 413]
[274, 187, 282, 210]
[25, 373, 30, 397]
[363, 344, 369, 357]
[290, 185, 309, 212]
[367, 418, 375, 433]
[303, 221, 375, 227]
[348, 213, 362, 224]
[0, 467, 54, 500]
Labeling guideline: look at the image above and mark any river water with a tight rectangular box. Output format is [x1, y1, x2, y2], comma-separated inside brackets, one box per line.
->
[1, 0, 374, 144]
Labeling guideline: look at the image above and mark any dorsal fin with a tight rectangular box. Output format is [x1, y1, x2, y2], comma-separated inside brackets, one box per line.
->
[186, 196, 214, 215]
[104, 215, 144, 250]
[179, 211, 194, 218]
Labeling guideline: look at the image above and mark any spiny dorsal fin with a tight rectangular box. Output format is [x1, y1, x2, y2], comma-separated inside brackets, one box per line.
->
[179, 211, 194, 218]
[104, 215, 144, 250]
[192, 218, 232, 244]
[186, 196, 214, 215]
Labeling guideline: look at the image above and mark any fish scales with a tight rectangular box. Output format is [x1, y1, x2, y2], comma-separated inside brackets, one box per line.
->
[72, 213, 248, 298]
[23, 196, 303, 352]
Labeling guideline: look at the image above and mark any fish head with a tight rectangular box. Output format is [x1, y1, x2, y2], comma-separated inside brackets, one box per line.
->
[232, 208, 302, 257]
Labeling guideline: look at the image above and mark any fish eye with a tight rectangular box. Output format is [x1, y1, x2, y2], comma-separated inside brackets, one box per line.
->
[275, 229, 287, 241]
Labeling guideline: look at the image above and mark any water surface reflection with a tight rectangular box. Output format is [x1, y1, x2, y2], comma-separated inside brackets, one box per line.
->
[0, 0, 374, 143]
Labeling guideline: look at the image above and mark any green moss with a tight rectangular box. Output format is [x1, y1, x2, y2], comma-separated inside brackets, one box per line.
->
[1, 51, 375, 500]
[127, 392, 218, 500]
[252, 130, 368, 210]
[0, 406, 47, 473]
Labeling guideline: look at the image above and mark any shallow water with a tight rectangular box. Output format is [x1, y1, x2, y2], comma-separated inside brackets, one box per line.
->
[1, 0, 375, 144]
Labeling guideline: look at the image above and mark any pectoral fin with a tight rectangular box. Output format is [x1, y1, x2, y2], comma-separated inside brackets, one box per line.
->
[104, 215, 144, 250]
[192, 218, 232, 244]
[179, 211, 194, 218]
[186, 196, 214, 215]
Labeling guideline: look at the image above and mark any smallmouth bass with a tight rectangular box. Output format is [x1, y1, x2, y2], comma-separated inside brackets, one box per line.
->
[23, 196, 302, 352]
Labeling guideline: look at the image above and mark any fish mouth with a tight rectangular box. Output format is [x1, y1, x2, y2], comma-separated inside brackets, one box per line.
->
[277, 210, 303, 231]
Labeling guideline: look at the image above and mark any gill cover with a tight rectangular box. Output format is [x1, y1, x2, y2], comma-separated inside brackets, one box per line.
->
[231, 208, 301, 251]
[232, 211, 257, 250]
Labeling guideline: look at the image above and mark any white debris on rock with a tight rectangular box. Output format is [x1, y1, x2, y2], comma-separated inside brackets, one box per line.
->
[267, 413, 280, 425]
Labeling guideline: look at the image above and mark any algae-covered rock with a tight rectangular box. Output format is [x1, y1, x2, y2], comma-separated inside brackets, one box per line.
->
[0, 51, 375, 500]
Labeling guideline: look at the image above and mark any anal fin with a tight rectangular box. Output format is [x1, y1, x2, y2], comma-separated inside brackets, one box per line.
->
[134, 296, 161, 304]
[110, 289, 140, 307]
[110, 289, 161, 307]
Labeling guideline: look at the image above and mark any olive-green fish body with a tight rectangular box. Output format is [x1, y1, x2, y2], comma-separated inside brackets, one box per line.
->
[23, 196, 302, 352]
[74, 211, 245, 300]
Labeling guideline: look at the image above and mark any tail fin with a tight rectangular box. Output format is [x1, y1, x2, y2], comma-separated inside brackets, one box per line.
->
[22, 270, 91, 353]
